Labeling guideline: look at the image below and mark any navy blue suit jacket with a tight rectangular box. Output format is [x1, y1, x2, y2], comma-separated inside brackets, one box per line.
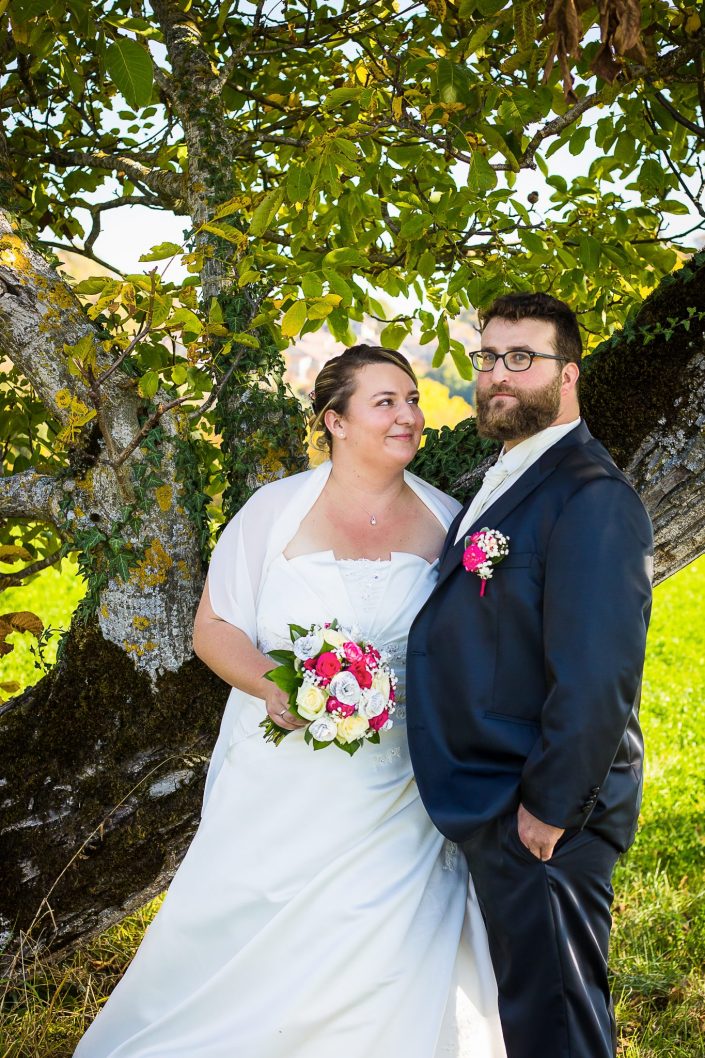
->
[406, 421, 653, 852]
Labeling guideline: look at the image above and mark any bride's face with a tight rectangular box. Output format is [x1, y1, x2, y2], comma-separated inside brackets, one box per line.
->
[326, 362, 424, 468]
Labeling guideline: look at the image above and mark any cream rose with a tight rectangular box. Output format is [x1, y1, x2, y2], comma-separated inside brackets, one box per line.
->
[322, 627, 347, 649]
[295, 683, 328, 721]
[371, 670, 391, 699]
[335, 713, 369, 744]
[308, 715, 338, 742]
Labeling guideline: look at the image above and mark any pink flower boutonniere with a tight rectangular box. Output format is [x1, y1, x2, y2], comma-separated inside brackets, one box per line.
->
[463, 528, 510, 597]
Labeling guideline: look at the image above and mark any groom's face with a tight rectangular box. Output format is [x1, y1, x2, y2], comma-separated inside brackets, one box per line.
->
[474, 317, 566, 445]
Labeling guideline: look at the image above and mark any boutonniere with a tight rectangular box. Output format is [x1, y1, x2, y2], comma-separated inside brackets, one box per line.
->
[463, 528, 510, 596]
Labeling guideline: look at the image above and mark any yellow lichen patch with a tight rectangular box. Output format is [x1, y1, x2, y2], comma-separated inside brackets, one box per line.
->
[177, 559, 190, 580]
[133, 616, 151, 630]
[74, 507, 84, 519]
[100, 605, 109, 619]
[55, 389, 72, 410]
[0, 234, 30, 274]
[133, 538, 173, 589]
[123, 641, 145, 657]
[155, 484, 173, 512]
[144, 640, 157, 652]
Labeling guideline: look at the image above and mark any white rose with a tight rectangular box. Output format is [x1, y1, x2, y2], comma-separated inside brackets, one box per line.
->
[293, 631, 324, 660]
[295, 683, 328, 721]
[328, 670, 362, 706]
[308, 715, 338, 742]
[359, 689, 388, 719]
[371, 670, 391, 699]
[335, 713, 369, 744]
[322, 627, 347, 649]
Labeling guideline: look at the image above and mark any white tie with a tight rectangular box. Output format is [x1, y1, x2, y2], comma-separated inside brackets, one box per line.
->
[454, 461, 511, 544]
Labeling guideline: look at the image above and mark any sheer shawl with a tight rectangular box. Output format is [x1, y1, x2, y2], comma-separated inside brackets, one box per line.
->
[202, 460, 460, 807]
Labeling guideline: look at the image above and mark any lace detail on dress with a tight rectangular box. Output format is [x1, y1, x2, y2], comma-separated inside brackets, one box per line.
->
[375, 745, 402, 768]
[257, 629, 294, 655]
[442, 840, 459, 871]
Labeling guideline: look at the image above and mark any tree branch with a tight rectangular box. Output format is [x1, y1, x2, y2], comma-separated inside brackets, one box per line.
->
[0, 471, 65, 524]
[43, 149, 188, 213]
[0, 548, 67, 590]
[0, 210, 141, 454]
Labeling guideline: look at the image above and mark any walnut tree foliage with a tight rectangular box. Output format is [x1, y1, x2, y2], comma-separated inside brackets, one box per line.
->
[0, 0, 704, 577]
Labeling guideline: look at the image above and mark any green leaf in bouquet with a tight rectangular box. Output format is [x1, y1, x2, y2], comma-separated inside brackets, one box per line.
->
[367, 731, 381, 744]
[336, 739, 361, 756]
[264, 666, 299, 693]
[289, 623, 310, 640]
[267, 649, 296, 665]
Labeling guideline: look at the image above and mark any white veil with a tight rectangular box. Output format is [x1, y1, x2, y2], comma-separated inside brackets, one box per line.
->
[202, 461, 459, 807]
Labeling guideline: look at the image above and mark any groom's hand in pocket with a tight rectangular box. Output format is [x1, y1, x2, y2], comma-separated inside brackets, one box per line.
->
[517, 804, 565, 862]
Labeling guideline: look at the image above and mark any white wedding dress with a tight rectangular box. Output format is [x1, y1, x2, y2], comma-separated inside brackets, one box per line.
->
[75, 544, 505, 1057]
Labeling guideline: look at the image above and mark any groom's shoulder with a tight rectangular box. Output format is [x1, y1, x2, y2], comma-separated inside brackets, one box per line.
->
[551, 431, 647, 515]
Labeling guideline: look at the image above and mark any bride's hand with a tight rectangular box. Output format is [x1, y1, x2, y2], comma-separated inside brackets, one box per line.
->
[264, 685, 308, 731]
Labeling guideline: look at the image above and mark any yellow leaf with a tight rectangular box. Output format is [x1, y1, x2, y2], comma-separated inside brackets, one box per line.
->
[281, 300, 307, 338]
[685, 11, 701, 32]
[0, 545, 32, 563]
[392, 96, 403, 120]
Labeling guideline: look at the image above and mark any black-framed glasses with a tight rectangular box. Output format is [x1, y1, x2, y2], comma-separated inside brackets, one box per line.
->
[469, 350, 568, 372]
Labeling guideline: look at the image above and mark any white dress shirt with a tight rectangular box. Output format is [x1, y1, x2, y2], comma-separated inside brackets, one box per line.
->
[455, 418, 581, 544]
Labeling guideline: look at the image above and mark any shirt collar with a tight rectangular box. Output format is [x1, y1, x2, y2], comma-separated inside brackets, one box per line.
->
[496, 417, 582, 475]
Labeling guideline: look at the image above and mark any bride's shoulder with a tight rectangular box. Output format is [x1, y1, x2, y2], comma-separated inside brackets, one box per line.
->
[405, 470, 462, 518]
[238, 464, 328, 519]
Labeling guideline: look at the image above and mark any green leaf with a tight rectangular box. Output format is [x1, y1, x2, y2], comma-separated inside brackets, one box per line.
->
[281, 300, 307, 338]
[437, 58, 461, 104]
[322, 246, 367, 269]
[379, 322, 409, 349]
[578, 235, 601, 271]
[171, 364, 187, 385]
[321, 87, 366, 110]
[449, 339, 474, 381]
[267, 649, 296, 664]
[138, 370, 159, 399]
[249, 187, 285, 237]
[286, 165, 312, 204]
[264, 666, 299, 693]
[139, 241, 182, 261]
[200, 221, 245, 244]
[467, 153, 498, 194]
[105, 39, 154, 110]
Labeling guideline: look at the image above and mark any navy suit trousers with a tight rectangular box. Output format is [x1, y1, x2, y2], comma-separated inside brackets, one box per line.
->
[463, 815, 621, 1058]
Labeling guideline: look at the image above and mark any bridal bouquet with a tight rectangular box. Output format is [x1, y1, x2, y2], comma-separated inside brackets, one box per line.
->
[260, 620, 397, 754]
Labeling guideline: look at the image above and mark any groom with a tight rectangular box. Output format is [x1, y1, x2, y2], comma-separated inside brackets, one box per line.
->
[406, 292, 653, 1058]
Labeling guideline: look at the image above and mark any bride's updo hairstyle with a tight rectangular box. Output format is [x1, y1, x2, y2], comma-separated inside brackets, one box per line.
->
[310, 344, 417, 453]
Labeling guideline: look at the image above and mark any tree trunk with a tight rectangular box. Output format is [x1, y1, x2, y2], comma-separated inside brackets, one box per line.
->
[2, 254, 705, 969]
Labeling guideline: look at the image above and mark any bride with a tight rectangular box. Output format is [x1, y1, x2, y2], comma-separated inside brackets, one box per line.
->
[74, 345, 506, 1058]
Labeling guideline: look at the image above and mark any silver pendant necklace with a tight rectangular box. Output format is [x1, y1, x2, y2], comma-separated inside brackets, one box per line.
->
[329, 473, 404, 527]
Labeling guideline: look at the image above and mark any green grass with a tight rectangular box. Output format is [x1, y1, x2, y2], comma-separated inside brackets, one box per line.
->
[1, 562, 704, 1056]
[1, 561, 86, 696]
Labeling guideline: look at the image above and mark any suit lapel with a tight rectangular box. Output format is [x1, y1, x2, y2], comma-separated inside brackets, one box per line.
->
[435, 420, 592, 592]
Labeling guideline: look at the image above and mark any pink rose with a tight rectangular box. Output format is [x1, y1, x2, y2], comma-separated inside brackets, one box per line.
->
[462, 543, 487, 573]
[348, 659, 373, 689]
[343, 640, 364, 662]
[368, 708, 390, 731]
[326, 696, 356, 717]
[303, 658, 316, 671]
[316, 652, 342, 679]
[364, 646, 381, 669]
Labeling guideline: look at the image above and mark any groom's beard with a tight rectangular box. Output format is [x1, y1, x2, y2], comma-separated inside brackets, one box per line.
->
[475, 373, 562, 443]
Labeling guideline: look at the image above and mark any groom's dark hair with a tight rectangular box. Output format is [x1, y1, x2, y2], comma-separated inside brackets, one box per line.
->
[479, 292, 583, 367]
